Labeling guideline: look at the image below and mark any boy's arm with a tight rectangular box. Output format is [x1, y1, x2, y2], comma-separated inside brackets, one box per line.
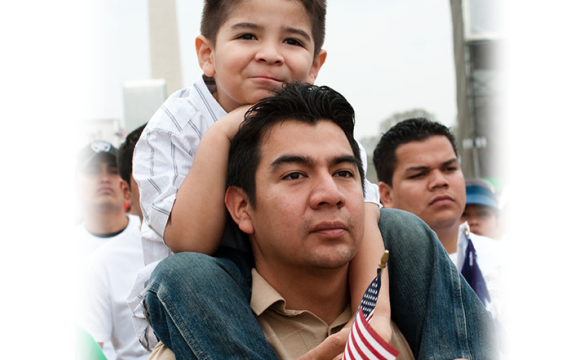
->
[164, 106, 250, 254]
[348, 202, 392, 342]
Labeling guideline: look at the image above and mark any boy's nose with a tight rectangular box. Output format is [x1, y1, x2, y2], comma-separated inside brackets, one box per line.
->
[255, 44, 284, 64]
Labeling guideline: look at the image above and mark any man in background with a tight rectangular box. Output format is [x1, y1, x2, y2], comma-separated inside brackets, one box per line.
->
[373, 118, 506, 330]
[75, 139, 148, 360]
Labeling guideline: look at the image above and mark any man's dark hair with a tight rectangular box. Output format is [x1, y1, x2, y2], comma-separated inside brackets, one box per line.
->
[201, 0, 326, 56]
[227, 83, 363, 206]
[117, 123, 147, 189]
[373, 118, 458, 187]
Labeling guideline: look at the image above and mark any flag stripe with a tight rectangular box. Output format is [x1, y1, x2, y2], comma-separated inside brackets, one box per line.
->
[344, 267, 400, 360]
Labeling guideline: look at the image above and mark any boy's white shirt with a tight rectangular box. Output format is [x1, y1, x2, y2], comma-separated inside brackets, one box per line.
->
[128, 75, 381, 350]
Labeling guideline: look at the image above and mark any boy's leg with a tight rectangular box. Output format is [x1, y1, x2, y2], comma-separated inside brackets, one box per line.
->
[143, 248, 278, 360]
[380, 208, 498, 360]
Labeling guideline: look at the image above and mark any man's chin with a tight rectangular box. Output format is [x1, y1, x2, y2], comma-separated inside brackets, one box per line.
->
[305, 249, 356, 270]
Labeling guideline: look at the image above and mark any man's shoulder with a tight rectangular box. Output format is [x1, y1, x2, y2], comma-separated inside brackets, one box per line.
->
[88, 216, 143, 261]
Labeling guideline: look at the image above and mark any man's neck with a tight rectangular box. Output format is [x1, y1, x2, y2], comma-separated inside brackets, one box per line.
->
[83, 208, 129, 236]
[433, 221, 460, 254]
[257, 264, 350, 325]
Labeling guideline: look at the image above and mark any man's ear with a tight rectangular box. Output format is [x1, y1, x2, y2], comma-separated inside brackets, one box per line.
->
[307, 49, 327, 84]
[120, 180, 131, 202]
[120, 180, 132, 211]
[378, 181, 395, 209]
[196, 35, 216, 77]
[224, 186, 255, 235]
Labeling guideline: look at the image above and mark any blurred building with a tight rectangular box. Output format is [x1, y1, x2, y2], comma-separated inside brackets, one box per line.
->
[450, 0, 506, 182]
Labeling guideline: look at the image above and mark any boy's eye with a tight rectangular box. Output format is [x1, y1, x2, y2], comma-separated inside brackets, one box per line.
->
[283, 38, 304, 47]
[238, 33, 257, 40]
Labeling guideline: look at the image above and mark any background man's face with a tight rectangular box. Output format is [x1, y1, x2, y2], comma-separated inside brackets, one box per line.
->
[379, 135, 466, 231]
[76, 155, 127, 211]
[247, 120, 365, 273]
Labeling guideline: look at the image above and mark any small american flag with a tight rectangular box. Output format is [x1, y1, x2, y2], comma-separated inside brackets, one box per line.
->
[343, 251, 399, 360]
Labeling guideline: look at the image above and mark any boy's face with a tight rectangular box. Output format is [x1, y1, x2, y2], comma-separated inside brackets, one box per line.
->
[197, 0, 326, 112]
[379, 136, 466, 232]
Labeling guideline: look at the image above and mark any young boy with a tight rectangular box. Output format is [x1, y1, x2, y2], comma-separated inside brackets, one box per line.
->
[131, 0, 390, 355]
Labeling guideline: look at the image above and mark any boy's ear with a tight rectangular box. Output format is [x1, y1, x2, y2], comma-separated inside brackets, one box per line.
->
[378, 181, 395, 208]
[307, 49, 327, 84]
[224, 186, 255, 235]
[196, 35, 216, 77]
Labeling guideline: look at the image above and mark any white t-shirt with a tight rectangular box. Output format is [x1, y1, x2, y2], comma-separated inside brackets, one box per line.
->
[78, 214, 149, 360]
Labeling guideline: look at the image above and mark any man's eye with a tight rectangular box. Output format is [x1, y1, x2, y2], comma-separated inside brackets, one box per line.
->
[283, 172, 304, 180]
[238, 33, 257, 40]
[283, 38, 304, 47]
[409, 172, 425, 179]
[335, 170, 354, 178]
[445, 166, 457, 172]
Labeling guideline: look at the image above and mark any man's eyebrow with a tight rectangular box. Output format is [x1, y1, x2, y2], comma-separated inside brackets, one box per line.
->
[270, 154, 358, 171]
[441, 158, 459, 167]
[404, 158, 458, 173]
[330, 155, 359, 168]
[270, 155, 312, 170]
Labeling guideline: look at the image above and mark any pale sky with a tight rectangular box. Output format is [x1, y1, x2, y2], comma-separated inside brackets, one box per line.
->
[3, 1, 580, 358]
[82, 0, 457, 140]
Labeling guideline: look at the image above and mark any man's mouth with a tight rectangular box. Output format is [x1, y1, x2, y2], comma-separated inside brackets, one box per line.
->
[311, 221, 347, 238]
[429, 195, 453, 206]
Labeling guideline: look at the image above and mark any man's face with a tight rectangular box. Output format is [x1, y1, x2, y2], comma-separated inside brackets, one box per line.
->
[461, 204, 498, 238]
[199, 0, 326, 112]
[379, 135, 466, 232]
[236, 120, 365, 275]
[76, 155, 127, 212]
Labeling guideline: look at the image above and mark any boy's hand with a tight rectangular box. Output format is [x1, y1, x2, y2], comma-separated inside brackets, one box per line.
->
[218, 104, 252, 141]
[368, 312, 393, 345]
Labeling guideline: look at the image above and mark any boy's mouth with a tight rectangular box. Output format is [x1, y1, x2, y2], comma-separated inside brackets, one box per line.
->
[251, 75, 283, 83]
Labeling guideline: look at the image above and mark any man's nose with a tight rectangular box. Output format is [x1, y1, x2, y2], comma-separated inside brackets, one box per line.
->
[429, 170, 449, 190]
[99, 170, 113, 183]
[309, 174, 345, 209]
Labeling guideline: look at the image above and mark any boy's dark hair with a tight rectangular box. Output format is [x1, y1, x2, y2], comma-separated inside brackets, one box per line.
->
[373, 118, 458, 187]
[201, 0, 326, 56]
[117, 123, 147, 189]
[227, 82, 363, 206]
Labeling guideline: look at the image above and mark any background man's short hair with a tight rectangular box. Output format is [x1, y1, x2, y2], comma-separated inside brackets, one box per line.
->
[373, 118, 457, 187]
[227, 82, 363, 206]
[201, 0, 327, 55]
[117, 123, 147, 188]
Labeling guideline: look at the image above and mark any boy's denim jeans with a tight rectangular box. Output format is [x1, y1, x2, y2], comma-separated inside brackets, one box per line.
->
[144, 208, 498, 359]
